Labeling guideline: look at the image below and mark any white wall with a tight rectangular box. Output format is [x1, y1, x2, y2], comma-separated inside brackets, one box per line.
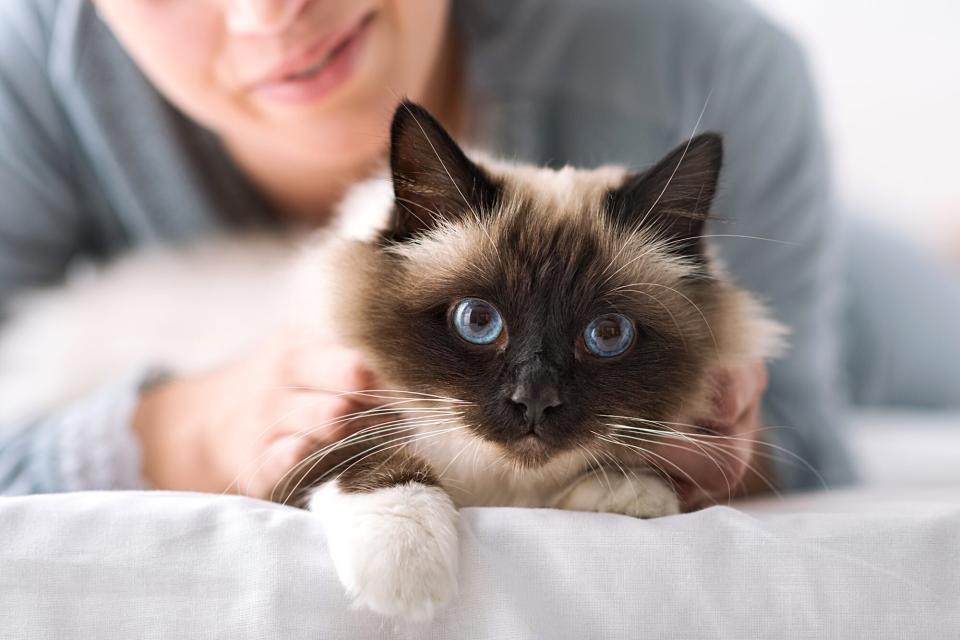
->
[755, 0, 960, 249]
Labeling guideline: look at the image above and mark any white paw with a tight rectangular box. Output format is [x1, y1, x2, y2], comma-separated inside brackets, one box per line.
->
[554, 470, 680, 518]
[309, 481, 459, 620]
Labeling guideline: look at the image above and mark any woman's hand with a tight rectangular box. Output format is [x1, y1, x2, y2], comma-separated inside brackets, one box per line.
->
[133, 337, 379, 499]
[652, 361, 772, 510]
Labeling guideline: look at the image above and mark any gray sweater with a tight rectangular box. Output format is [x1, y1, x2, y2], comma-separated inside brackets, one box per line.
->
[0, 0, 856, 493]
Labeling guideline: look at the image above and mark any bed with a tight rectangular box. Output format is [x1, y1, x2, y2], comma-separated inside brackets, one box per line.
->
[1, 411, 958, 639]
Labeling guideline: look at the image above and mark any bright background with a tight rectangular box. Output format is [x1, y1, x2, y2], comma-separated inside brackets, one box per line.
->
[756, 0, 960, 252]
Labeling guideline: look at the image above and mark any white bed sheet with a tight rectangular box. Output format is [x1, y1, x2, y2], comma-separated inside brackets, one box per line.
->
[849, 410, 960, 489]
[2, 491, 959, 640]
[1, 412, 959, 640]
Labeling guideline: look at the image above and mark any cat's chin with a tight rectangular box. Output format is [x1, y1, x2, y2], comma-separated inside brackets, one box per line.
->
[496, 435, 559, 470]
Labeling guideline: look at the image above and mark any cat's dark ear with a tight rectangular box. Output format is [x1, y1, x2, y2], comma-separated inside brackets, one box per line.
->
[607, 134, 722, 259]
[387, 100, 500, 242]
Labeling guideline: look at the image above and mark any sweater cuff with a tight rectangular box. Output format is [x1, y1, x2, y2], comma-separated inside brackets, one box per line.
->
[50, 369, 162, 492]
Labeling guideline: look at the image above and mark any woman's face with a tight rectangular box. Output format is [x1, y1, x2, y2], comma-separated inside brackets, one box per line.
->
[93, 0, 452, 168]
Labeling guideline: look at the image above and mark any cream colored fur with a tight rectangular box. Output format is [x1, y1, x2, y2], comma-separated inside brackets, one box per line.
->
[308, 481, 459, 620]
[0, 161, 784, 621]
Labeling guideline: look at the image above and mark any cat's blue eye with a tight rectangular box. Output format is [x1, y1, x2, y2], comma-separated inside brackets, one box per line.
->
[584, 313, 635, 358]
[452, 298, 504, 345]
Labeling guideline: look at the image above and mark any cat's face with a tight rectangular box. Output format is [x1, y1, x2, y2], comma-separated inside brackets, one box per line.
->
[339, 102, 743, 469]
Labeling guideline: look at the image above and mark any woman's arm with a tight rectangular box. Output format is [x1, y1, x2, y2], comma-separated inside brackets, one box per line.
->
[0, 376, 149, 494]
[0, 4, 129, 495]
[0, 2, 86, 314]
[702, 13, 856, 490]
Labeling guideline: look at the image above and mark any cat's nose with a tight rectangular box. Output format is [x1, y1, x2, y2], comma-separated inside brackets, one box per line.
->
[510, 382, 563, 427]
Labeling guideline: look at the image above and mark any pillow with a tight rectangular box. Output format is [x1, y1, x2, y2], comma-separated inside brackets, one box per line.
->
[1, 489, 957, 639]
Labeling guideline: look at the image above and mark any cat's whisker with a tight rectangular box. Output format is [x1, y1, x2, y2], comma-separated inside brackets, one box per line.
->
[577, 444, 615, 495]
[634, 91, 712, 235]
[398, 102, 480, 220]
[578, 446, 633, 500]
[276, 422, 466, 505]
[595, 432, 718, 506]
[599, 416, 802, 446]
[594, 448, 647, 505]
[395, 196, 448, 230]
[290, 414, 462, 470]
[601, 417, 829, 491]
[608, 422, 786, 457]
[398, 102, 505, 271]
[632, 431, 783, 499]
[268, 415, 462, 501]
[599, 414, 787, 443]
[227, 405, 463, 495]
[598, 413, 794, 437]
[428, 435, 480, 497]
[595, 242, 663, 291]
[484, 449, 511, 473]
[321, 426, 468, 497]
[597, 92, 712, 285]
[303, 413, 462, 453]
[572, 448, 596, 489]
[613, 426, 800, 472]
[595, 437, 682, 499]
[674, 233, 798, 247]
[551, 451, 581, 485]
[435, 437, 476, 486]
[277, 386, 473, 405]
[467, 431, 483, 476]
[280, 407, 463, 449]
[605, 425, 777, 501]
[602, 419, 821, 495]
[268, 422, 428, 502]
[355, 423, 464, 481]
[604, 424, 734, 501]
[225, 401, 457, 495]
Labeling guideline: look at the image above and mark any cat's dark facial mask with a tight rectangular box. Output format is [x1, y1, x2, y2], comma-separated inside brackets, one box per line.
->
[351, 102, 727, 468]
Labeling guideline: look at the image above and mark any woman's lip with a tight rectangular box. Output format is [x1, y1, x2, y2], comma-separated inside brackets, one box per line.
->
[249, 12, 374, 105]
[250, 10, 374, 88]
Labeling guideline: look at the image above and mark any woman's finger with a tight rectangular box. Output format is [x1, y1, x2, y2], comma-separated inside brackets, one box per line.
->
[282, 343, 380, 400]
[274, 392, 372, 443]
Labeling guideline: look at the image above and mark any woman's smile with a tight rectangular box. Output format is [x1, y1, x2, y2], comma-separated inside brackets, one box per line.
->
[248, 10, 377, 106]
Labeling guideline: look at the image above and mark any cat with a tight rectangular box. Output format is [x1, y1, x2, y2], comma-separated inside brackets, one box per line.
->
[0, 101, 784, 620]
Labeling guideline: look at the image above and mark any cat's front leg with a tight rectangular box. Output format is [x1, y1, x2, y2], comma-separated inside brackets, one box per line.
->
[552, 469, 680, 518]
[306, 452, 459, 621]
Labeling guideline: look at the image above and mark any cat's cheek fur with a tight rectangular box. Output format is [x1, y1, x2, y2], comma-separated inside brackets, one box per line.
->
[552, 471, 680, 519]
[308, 480, 460, 621]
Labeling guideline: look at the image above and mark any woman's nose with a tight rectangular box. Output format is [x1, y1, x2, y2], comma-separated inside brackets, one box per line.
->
[225, 0, 311, 36]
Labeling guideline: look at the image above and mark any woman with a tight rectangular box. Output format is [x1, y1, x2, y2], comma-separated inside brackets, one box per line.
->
[0, 0, 955, 503]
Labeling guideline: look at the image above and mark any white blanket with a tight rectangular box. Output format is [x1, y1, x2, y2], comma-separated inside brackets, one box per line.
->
[2, 412, 960, 639]
[1, 489, 958, 639]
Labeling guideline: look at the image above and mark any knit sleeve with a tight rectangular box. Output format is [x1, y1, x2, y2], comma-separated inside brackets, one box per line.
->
[0, 369, 154, 495]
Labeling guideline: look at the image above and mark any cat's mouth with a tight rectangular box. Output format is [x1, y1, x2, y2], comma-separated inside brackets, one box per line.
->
[461, 403, 587, 469]
[495, 434, 562, 469]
